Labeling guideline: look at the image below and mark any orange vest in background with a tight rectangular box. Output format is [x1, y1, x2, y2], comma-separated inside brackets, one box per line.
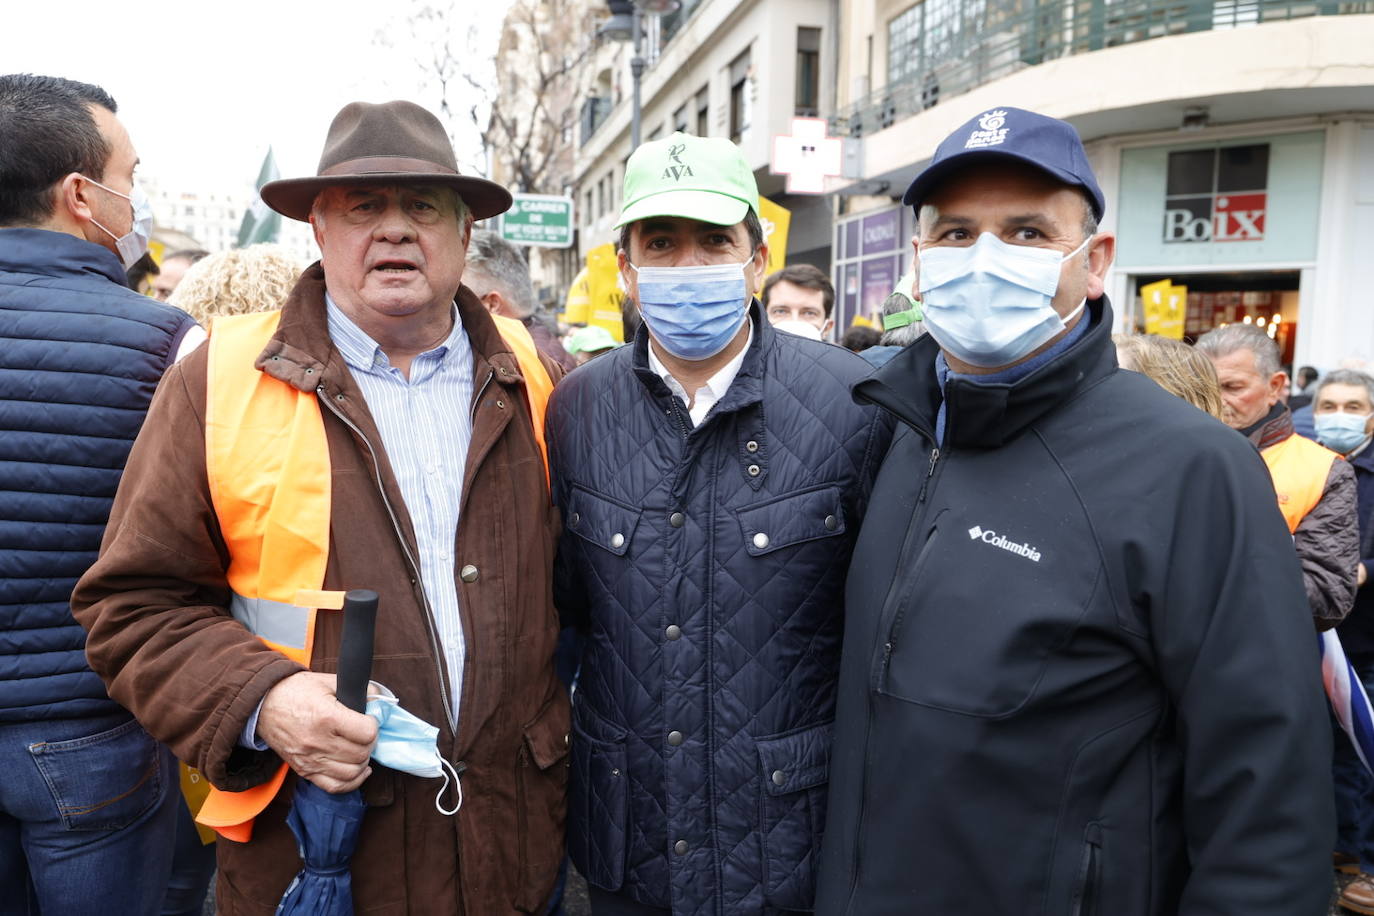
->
[193, 308, 552, 843]
[1261, 433, 1338, 534]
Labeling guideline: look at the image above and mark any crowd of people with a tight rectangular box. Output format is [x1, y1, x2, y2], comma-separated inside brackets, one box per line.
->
[2, 71, 1372, 916]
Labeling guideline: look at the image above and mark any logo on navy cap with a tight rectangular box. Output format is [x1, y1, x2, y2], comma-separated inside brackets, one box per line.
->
[964, 110, 1010, 149]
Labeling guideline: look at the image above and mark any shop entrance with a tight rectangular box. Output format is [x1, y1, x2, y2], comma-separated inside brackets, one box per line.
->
[1127, 269, 1302, 365]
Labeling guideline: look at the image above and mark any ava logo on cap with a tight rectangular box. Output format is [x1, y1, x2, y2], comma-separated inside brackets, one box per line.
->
[965, 110, 1010, 150]
[662, 143, 695, 182]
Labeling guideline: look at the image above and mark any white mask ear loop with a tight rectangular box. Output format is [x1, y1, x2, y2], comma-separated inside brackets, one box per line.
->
[434, 756, 463, 816]
[1062, 234, 1094, 263]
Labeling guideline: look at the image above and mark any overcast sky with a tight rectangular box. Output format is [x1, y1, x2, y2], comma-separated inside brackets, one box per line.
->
[5, 0, 510, 190]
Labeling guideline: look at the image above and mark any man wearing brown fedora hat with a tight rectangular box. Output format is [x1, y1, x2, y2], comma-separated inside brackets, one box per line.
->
[74, 99, 570, 914]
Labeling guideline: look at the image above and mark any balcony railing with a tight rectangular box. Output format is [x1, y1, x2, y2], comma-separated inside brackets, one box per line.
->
[830, 0, 1372, 138]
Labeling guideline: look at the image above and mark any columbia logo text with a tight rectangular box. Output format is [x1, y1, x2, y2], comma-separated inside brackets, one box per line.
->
[967, 525, 1042, 562]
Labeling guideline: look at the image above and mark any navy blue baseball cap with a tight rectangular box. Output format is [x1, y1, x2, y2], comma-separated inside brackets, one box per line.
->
[902, 107, 1105, 220]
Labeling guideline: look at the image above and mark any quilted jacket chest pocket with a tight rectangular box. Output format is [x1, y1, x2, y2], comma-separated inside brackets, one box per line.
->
[736, 485, 846, 556]
[566, 485, 642, 557]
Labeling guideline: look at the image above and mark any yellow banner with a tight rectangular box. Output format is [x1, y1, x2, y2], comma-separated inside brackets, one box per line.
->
[1140, 279, 1185, 339]
[757, 197, 791, 277]
[1163, 284, 1187, 340]
[562, 268, 591, 326]
[562, 243, 626, 342]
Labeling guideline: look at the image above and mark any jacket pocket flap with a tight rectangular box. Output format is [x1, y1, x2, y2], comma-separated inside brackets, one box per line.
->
[566, 485, 642, 557]
[737, 486, 845, 557]
[523, 695, 572, 771]
[756, 720, 832, 796]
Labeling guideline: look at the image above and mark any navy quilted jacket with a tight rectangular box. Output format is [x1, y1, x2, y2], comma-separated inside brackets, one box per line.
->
[548, 310, 892, 914]
[0, 228, 196, 722]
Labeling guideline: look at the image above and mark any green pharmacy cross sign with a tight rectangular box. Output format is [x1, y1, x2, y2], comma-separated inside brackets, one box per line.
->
[500, 194, 575, 248]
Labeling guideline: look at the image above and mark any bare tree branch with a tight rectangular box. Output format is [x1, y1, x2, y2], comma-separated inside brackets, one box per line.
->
[382, 0, 597, 194]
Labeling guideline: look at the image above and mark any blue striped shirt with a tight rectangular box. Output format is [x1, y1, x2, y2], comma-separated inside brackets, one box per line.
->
[326, 295, 473, 720]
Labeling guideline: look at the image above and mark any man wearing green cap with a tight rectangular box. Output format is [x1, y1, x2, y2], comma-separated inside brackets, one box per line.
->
[546, 133, 893, 914]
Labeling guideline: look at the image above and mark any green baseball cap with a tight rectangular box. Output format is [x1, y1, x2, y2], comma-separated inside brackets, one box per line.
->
[566, 325, 619, 354]
[614, 132, 759, 230]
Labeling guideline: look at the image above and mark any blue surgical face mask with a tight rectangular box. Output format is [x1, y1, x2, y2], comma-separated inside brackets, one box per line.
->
[81, 175, 152, 270]
[1315, 411, 1372, 455]
[366, 688, 462, 815]
[629, 258, 752, 361]
[917, 232, 1092, 369]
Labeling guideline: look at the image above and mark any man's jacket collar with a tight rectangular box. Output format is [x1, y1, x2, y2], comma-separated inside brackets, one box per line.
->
[254, 263, 530, 394]
[854, 297, 1118, 448]
[0, 227, 128, 286]
[1240, 402, 1294, 451]
[630, 300, 770, 418]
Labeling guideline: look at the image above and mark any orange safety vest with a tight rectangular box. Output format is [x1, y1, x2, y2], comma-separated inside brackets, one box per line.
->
[1261, 433, 1338, 534]
[194, 309, 552, 842]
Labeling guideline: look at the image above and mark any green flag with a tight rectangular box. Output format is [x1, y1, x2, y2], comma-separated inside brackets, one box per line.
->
[236, 148, 281, 247]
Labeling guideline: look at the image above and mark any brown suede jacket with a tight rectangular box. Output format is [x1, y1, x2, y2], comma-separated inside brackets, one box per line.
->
[72, 265, 569, 915]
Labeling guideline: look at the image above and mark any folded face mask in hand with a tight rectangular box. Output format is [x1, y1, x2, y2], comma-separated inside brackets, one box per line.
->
[365, 686, 462, 815]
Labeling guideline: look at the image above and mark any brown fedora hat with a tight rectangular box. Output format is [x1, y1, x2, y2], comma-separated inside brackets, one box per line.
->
[260, 100, 513, 222]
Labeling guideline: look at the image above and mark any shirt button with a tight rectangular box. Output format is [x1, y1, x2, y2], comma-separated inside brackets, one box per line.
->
[667, 730, 684, 746]
[746, 440, 759, 453]
[753, 532, 770, 549]
[747, 464, 761, 477]
[772, 769, 787, 787]
[610, 533, 625, 549]
[674, 839, 688, 855]
[665, 624, 682, 641]
[669, 512, 685, 528]
[824, 514, 838, 531]
[459, 565, 479, 582]
[569, 512, 580, 527]
[496, 399, 506, 409]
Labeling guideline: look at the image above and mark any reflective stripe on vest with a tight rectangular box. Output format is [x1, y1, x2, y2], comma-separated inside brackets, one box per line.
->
[194, 308, 552, 843]
[1261, 433, 1337, 534]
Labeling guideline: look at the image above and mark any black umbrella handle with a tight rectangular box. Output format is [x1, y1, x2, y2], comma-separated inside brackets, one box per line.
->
[336, 589, 379, 714]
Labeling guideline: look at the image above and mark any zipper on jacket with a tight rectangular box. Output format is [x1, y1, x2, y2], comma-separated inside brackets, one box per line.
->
[917, 446, 940, 504]
[667, 394, 692, 438]
[1070, 825, 1103, 916]
[470, 369, 494, 423]
[849, 441, 943, 909]
[318, 387, 458, 734]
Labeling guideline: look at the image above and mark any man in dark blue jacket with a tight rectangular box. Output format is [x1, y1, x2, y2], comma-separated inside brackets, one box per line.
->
[1312, 369, 1374, 913]
[547, 132, 892, 914]
[815, 108, 1334, 915]
[0, 74, 198, 914]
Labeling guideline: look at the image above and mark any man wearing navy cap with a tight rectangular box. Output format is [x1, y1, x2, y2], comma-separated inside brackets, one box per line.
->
[815, 107, 1334, 914]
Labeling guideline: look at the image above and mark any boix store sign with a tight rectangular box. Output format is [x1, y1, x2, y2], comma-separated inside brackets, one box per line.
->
[1163, 144, 1269, 243]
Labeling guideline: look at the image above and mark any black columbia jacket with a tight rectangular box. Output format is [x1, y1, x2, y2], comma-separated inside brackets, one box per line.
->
[815, 299, 1334, 916]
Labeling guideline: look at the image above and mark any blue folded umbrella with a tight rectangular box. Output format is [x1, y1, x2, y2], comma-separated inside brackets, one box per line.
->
[276, 779, 367, 915]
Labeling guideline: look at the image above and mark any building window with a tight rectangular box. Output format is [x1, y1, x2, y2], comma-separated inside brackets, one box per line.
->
[580, 96, 612, 146]
[887, 0, 979, 105]
[695, 86, 709, 137]
[585, 189, 594, 223]
[673, 103, 689, 134]
[729, 48, 751, 144]
[796, 27, 821, 117]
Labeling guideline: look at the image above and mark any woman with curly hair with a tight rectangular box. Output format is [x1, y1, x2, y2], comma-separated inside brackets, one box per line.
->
[168, 243, 304, 325]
